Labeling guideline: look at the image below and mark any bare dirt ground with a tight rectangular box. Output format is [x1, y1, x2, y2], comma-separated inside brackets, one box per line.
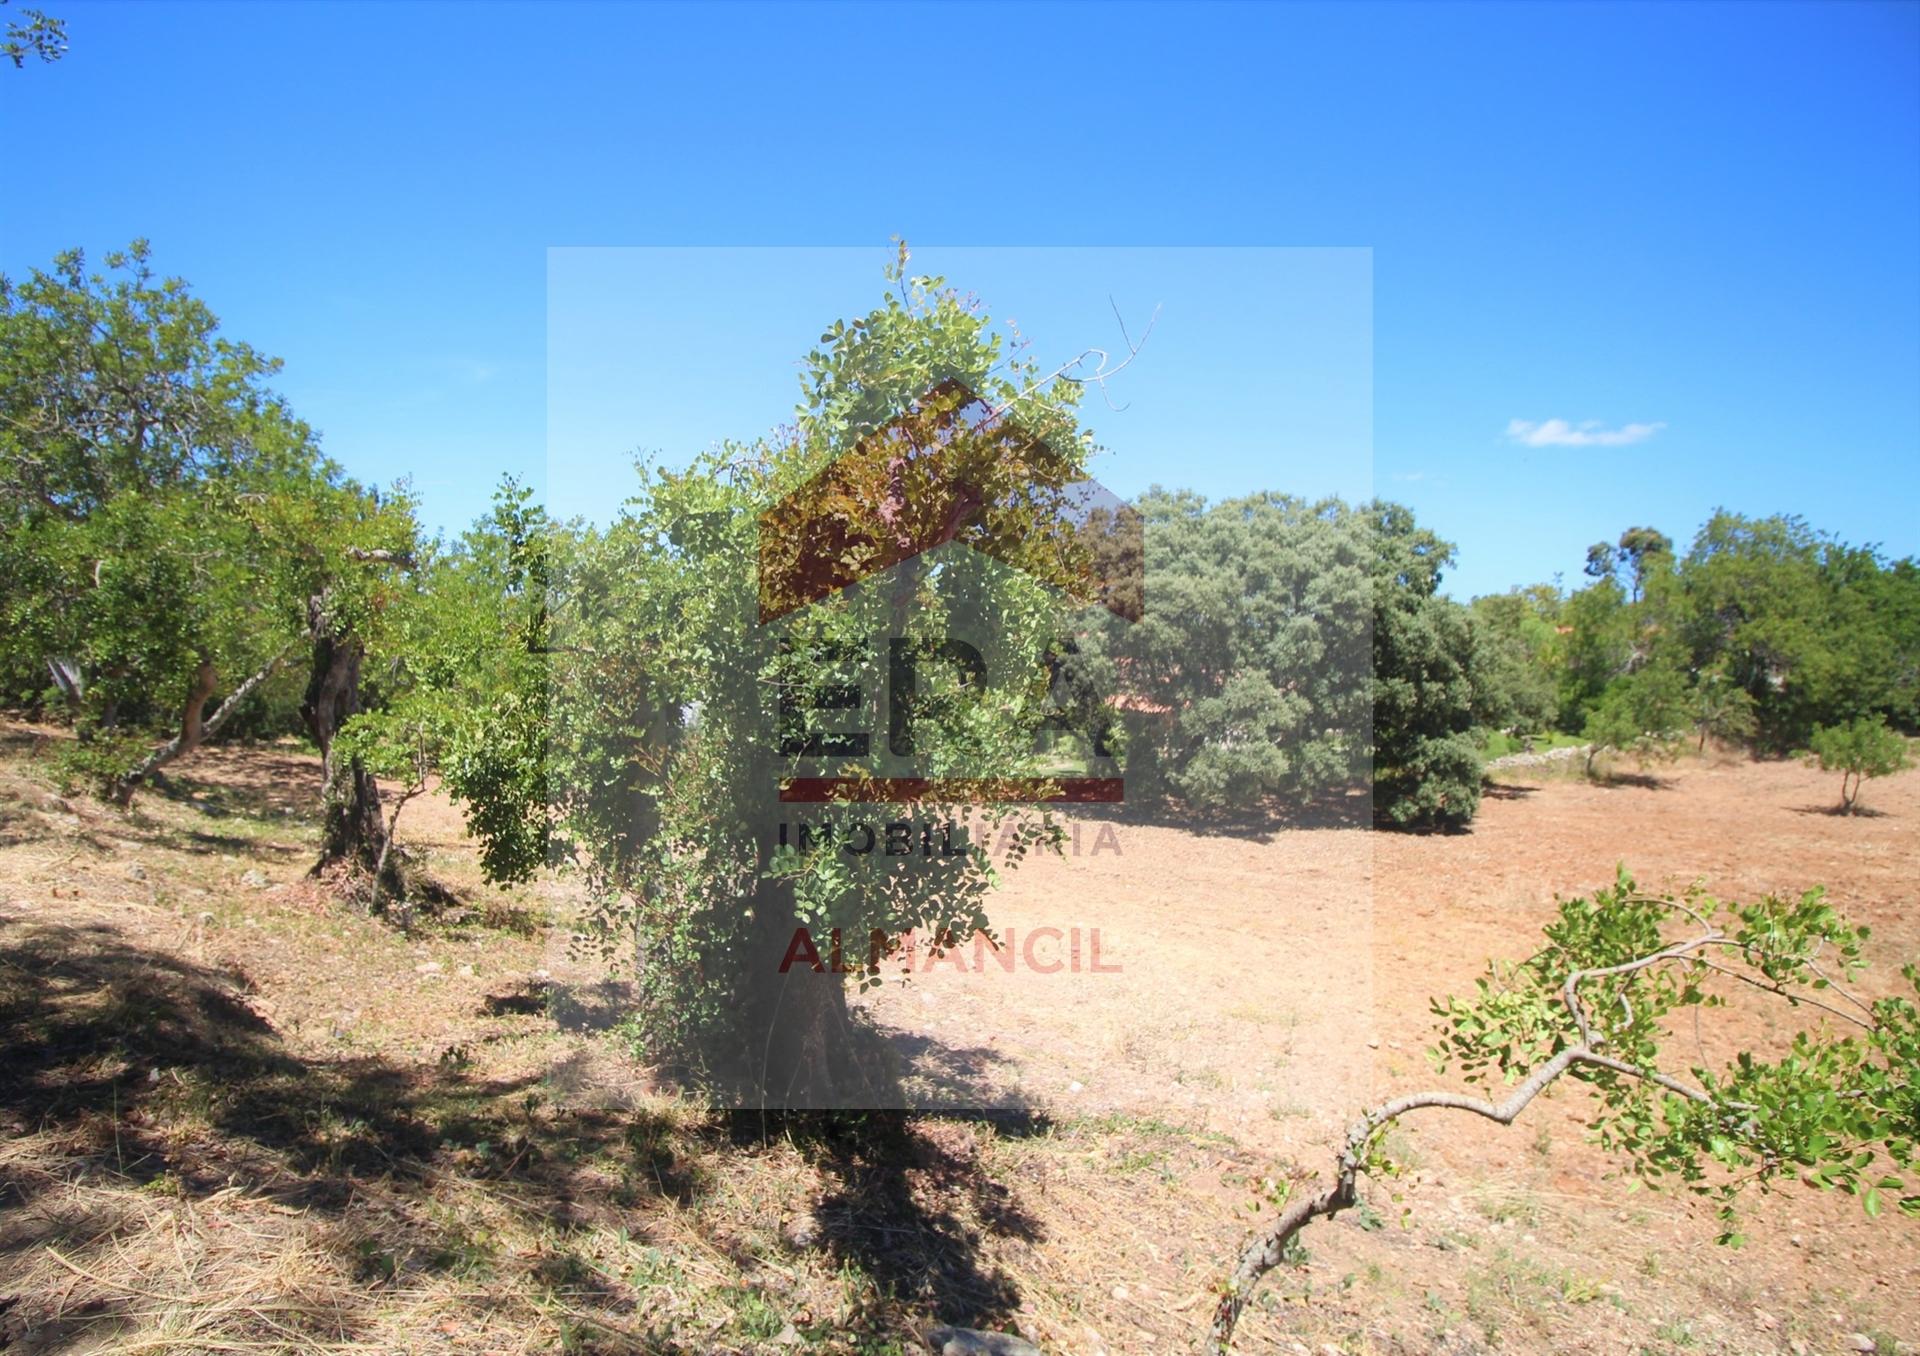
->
[0, 723, 1914, 1355]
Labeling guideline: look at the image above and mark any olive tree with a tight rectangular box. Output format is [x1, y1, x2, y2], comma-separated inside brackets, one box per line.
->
[336, 478, 558, 914]
[1807, 715, 1913, 815]
[1211, 869, 1920, 1351]
[462, 257, 1116, 1103]
[1580, 662, 1689, 777]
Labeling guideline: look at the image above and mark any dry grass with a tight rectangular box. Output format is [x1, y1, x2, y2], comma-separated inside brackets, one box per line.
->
[0, 725, 1047, 1355]
[1, 721, 1916, 1355]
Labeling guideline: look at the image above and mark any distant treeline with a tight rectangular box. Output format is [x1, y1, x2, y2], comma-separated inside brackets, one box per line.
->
[1087, 495, 1919, 827]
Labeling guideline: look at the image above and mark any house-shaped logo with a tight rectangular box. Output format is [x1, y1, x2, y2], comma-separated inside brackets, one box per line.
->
[758, 380, 1142, 804]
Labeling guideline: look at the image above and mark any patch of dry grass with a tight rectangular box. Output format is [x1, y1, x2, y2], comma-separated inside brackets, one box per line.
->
[4, 721, 1916, 1355]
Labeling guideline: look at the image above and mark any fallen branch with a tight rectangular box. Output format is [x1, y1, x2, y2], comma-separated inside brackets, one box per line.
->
[1208, 875, 1908, 1352]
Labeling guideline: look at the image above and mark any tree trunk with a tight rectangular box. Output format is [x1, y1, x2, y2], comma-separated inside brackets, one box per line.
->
[302, 595, 391, 883]
[46, 657, 84, 720]
[111, 649, 289, 806]
[737, 864, 891, 1109]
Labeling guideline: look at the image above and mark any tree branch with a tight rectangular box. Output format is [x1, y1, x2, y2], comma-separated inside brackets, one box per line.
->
[1208, 1038, 1743, 1352]
[112, 644, 293, 802]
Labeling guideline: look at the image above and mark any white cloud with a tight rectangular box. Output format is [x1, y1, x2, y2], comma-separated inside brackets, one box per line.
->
[1506, 418, 1665, 448]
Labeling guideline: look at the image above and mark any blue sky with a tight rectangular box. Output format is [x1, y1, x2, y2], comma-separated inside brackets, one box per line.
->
[4, 0, 1917, 598]
[545, 247, 1374, 525]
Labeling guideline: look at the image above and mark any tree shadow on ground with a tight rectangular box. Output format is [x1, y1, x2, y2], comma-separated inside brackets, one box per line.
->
[1071, 786, 1372, 843]
[722, 1108, 1045, 1333]
[0, 910, 646, 1203]
[1480, 781, 1538, 801]
[0, 906, 1046, 1352]
[1790, 802, 1890, 819]
[144, 747, 321, 823]
[1591, 769, 1676, 791]
[0, 907, 699, 1348]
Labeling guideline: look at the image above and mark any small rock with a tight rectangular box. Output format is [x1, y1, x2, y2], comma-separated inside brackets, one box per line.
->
[770, 1323, 801, 1347]
[1754, 1310, 1779, 1332]
[241, 869, 269, 889]
[457, 963, 475, 977]
[1321, 1345, 1344, 1356]
[1110, 1285, 1128, 1301]
[1067, 1080, 1085, 1094]
[125, 863, 147, 881]
[1790, 1234, 1806, 1248]
[1847, 1335, 1878, 1353]
[1366, 1038, 1380, 1049]
[927, 1327, 1041, 1356]
[782, 1216, 818, 1250]
[415, 961, 443, 975]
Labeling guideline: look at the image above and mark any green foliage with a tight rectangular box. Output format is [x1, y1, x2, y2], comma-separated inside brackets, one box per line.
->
[347, 478, 559, 884]
[1687, 663, 1757, 751]
[1581, 663, 1690, 775]
[1522, 512, 1918, 757]
[1670, 513, 1916, 749]
[0, 243, 416, 792]
[454, 258, 1095, 1087]
[1086, 489, 1371, 811]
[1429, 869, 1919, 1241]
[1553, 575, 1632, 729]
[1806, 715, 1914, 814]
[1220, 870, 1915, 1351]
[1582, 527, 1672, 603]
[322, 476, 563, 917]
[2, 0, 65, 68]
[1371, 504, 1483, 828]
[1466, 585, 1561, 737]
[51, 726, 151, 798]
[1614, 526, 1674, 601]
[1086, 491, 1486, 827]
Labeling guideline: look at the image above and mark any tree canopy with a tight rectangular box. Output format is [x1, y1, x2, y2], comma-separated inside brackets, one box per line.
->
[0, 244, 416, 806]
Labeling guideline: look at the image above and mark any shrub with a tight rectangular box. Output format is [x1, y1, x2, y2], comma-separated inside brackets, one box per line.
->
[1807, 715, 1914, 814]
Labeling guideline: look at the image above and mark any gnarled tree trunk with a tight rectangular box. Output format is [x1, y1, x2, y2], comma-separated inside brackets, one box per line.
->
[302, 594, 391, 884]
